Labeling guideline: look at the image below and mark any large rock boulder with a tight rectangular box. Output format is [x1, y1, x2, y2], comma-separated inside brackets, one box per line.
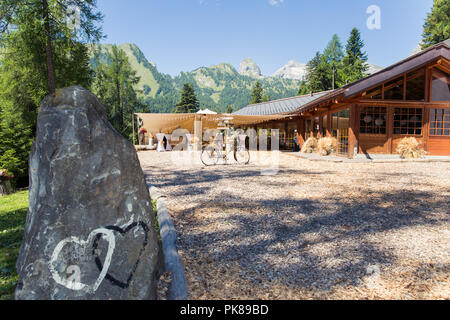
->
[15, 86, 162, 300]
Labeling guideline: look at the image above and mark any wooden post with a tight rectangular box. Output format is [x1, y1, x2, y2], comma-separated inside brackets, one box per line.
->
[297, 118, 305, 148]
[318, 115, 323, 139]
[348, 105, 359, 159]
[423, 106, 430, 153]
[194, 115, 202, 151]
[425, 67, 431, 102]
[327, 110, 332, 137]
[387, 107, 394, 154]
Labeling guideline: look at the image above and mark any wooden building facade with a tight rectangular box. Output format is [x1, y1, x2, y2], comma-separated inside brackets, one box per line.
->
[237, 39, 450, 158]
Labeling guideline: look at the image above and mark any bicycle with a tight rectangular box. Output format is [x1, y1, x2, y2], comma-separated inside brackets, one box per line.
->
[201, 140, 250, 166]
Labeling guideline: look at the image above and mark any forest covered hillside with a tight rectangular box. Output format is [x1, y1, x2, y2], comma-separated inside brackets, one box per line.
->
[90, 43, 301, 113]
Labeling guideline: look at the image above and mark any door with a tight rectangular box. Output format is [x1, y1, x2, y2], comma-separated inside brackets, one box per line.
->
[332, 109, 350, 156]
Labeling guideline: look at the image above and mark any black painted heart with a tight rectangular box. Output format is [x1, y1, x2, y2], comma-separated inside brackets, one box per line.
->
[92, 221, 149, 289]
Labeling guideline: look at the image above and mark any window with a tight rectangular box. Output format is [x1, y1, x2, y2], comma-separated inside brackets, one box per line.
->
[360, 107, 387, 134]
[431, 68, 450, 101]
[406, 68, 425, 101]
[384, 77, 404, 100]
[430, 108, 450, 136]
[394, 108, 423, 135]
[364, 86, 382, 100]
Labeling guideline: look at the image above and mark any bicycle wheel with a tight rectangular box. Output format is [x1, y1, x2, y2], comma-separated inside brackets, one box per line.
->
[201, 146, 220, 166]
[234, 149, 250, 164]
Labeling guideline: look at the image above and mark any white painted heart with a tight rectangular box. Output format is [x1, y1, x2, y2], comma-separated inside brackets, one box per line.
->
[49, 228, 116, 293]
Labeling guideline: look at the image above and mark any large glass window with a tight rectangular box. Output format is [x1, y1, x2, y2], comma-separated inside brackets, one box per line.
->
[365, 86, 382, 99]
[384, 76, 404, 100]
[430, 108, 450, 136]
[394, 108, 423, 135]
[406, 68, 425, 101]
[431, 68, 450, 101]
[360, 107, 387, 134]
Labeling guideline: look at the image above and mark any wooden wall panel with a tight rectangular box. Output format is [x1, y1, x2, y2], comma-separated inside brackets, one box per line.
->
[428, 137, 450, 155]
[359, 134, 389, 154]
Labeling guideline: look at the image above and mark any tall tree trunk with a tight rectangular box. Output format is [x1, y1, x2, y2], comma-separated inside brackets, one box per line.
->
[43, 0, 56, 94]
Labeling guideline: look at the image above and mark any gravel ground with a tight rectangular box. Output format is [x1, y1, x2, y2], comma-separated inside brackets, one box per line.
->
[139, 151, 450, 300]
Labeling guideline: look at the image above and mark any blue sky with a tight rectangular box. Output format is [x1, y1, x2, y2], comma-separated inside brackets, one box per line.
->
[97, 0, 434, 76]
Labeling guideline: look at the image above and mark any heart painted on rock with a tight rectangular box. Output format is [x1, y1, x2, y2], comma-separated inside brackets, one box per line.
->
[93, 221, 149, 289]
[49, 228, 116, 293]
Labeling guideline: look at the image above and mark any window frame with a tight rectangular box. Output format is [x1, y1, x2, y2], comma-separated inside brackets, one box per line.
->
[430, 68, 450, 102]
[393, 107, 424, 136]
[359, 106, 388, 135]
[360, 67, 428, 102]
[429, 108, 450, 137]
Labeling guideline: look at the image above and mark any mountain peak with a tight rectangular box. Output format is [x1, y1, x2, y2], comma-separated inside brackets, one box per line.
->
[238, 58, 263, 78]
[273, 60, 307, 80]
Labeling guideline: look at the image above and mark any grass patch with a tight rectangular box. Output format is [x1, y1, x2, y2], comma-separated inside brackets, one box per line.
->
[0, 191, 28, 300]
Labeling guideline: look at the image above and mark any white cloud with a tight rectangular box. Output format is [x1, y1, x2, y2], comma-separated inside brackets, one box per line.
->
[268, 0, 284, 6]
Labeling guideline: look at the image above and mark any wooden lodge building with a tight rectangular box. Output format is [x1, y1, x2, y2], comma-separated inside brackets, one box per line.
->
[234, 39, 450, 158]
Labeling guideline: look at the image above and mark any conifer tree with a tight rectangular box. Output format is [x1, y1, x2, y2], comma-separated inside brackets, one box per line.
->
[324, 34, 344, 89]
[0, 0, 103, 186]
[0, 101, 33, 186]
[421, 0, 450, 49]
[250, 81, 264, 104]
[174, 83, 200, 113]
[339, 28, 368, 86]
[92, 45, 143, 139]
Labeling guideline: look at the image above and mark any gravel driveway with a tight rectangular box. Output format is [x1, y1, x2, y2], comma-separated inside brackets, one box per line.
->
[139, 151, 450, 300]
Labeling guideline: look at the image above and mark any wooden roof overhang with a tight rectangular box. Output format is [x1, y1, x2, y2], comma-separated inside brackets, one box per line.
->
[289, 40, 450, 117]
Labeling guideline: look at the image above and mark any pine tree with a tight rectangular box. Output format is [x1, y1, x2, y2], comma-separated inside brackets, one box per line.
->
[0, 0, 103, 94]
[92, 45, 143, 140]
[0, 0, 102, 187]
[339, 28, 368, 86]
[297, 80, 309, 96]
[0, 100, 33, 186]
[324, 34, 344, 90]
[226, 105, 233, 113]
[251, 81, 264, 104]
[307, 52, 331, 92]
[421, 0, 450, 49]
[174, 83, 200, 113]
[261, 93, 271, 102]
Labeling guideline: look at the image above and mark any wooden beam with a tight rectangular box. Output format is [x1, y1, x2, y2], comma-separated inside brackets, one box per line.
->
[387, 106, 394, 154]
[297, 118, 305, 147]
[425, 66, 431, 103]
[326, 110, 332, 137]
[403, 73, 407, 100]
[348, 104, 358, 159]
[423, 106, 430, 153]
[318, 115, 323, 139]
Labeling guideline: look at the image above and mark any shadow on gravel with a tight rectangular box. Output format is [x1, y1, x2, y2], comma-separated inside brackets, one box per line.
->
[142, 162, 449, 296]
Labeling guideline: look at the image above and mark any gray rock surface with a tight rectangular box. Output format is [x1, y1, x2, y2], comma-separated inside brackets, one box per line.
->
[238, 58, 263, 78]
[15, 86, 162, 300]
